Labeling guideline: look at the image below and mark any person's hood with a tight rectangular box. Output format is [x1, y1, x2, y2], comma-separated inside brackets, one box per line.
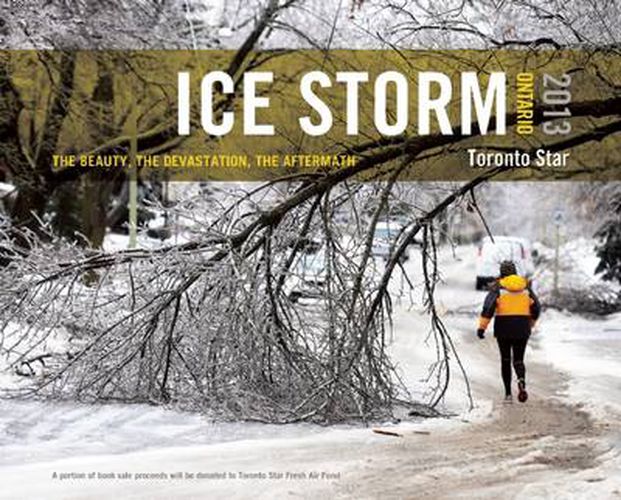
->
[498, 274, 528, 292]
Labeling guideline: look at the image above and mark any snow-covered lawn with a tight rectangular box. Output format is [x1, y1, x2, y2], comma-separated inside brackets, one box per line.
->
[1, 244, 620, 499]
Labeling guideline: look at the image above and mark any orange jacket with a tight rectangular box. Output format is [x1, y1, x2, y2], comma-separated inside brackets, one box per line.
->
[478, 275, 541, 339]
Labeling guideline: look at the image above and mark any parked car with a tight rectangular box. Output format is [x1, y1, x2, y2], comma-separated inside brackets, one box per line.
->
[285, 241, 327, 303]
[372, 221, 410, 262]
[475, 236, 535, 290]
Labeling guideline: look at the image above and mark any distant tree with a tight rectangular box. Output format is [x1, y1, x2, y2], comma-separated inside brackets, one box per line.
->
[0, 0, 294, 247]
[595, 193, 621, 285]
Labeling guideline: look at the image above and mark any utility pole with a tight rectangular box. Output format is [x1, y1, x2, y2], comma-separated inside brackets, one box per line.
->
[552, 209, 564, 296]
[128, 110, 138, 249]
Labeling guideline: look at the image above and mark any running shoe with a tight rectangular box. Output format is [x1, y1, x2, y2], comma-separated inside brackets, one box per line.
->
[517, 379, 528, 403]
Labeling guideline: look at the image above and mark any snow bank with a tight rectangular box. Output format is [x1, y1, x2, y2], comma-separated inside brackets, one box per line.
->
[0, 182, 15, 195]
[0, 399, 336, 467]
[0, 323, 70, 392]
[533, 238, 620, 314]
[524, 307, 621, 499]
[534, 309, 621, 420]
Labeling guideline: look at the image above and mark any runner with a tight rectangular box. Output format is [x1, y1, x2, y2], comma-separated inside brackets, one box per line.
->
[476, 260, 541, 403]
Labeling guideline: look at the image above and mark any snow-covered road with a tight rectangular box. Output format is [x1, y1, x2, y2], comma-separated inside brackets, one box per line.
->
[1, 245, 620, 499]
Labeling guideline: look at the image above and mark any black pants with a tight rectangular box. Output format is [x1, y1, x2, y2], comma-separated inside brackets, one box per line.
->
[496, 337, 528, 396]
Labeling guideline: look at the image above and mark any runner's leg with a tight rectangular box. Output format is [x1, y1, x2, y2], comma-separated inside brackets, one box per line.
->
[496, 338, 512, 396]
[512, 338, 528, 382]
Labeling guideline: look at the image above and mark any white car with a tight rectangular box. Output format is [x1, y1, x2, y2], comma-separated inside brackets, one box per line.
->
[372, 221, 410, 262]
[285, 243, 327, 303]
[475, 236, 535, 290]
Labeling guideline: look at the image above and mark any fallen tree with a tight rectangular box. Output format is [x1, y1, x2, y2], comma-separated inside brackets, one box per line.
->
[1, 103, 620, 422]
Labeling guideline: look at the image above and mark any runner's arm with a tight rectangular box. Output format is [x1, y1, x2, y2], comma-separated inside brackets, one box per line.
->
[478, 289, 499, 332]
[529, 289, 542, 326]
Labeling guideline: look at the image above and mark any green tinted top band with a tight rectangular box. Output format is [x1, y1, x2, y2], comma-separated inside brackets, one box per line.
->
[1, 49, 619, 181]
